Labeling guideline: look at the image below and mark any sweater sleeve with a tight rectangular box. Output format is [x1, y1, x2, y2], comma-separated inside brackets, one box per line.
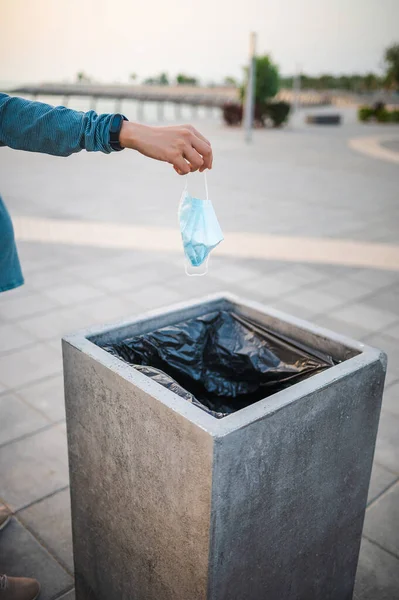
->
[0, 93, 115, 156]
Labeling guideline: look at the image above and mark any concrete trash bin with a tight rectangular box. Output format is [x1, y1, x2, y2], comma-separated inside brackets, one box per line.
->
[62, 293, 386, 600]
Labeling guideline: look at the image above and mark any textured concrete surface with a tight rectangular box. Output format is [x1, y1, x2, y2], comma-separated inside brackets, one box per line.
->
[64, 295, 385, 599]
[209, 357, 384, 600]
[0, 110, 398, 598]
[63, 338, 214, 600]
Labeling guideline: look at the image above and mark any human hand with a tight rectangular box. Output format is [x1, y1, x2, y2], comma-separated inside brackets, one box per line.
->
[119, 122, 213, 175]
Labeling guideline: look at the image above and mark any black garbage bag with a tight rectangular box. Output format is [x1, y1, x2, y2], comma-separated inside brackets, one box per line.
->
[102, 311, 335, 419]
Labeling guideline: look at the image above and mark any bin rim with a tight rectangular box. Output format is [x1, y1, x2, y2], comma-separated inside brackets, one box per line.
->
[62, 292, 386, 438]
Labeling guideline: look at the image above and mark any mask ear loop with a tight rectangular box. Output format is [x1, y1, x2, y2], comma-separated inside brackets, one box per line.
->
[204, 171, 209, 200]
[183, 172, 208, 197]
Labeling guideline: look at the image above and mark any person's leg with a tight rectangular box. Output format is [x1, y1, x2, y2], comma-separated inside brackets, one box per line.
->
[0, 507, 41, 599]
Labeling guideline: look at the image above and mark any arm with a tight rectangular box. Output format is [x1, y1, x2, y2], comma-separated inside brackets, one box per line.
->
[0, 93, 113, 156]
[0, 93, 213, 172]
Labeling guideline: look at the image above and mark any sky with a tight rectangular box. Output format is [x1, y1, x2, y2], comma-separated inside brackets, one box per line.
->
[1, 0, 398, 85]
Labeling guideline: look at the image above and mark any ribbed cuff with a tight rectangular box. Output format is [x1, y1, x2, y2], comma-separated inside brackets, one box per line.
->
[82, 111, 116, 154]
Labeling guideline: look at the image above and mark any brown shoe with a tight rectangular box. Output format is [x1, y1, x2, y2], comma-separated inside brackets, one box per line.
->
[0, 506, 11, 531]
[0, 575, 40, 599]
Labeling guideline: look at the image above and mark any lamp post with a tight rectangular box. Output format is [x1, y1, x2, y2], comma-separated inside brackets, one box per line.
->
[244, 32, 257, 143]
[293, 63, 301, 115]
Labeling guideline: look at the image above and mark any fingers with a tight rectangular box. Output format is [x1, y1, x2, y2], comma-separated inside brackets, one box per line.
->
[173, 165, 184, 175]
[167, 125, 213, 175]
[185, 125, 211, 147]
[173, 155, 191, 175]
[190, 135, 213, 171]
[183, 146, 204, 172]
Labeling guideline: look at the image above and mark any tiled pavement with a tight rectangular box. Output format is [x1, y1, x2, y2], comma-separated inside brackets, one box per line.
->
[0, 244, 398, 599]
[0, 115, 399, 598]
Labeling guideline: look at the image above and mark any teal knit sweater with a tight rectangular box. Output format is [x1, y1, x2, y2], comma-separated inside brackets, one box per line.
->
[0, 93, 117, 292]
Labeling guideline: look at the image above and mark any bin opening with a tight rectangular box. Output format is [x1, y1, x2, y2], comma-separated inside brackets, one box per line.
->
[99, 310, 336, 419]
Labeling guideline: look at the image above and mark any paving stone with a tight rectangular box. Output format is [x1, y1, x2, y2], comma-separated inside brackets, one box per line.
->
[64, 261, 116, 282]
[0, 323, 36, 354]
[385, 322, 399, 341]
[0, 282, 38, 303]
[19, 488, 73, 574]
[18, 245, 67, 274]
[362, 333, 399, 381]
[163, 262, 201, 282]
[18, 307, 90, 342]
[278, 264, 329, 285]
[65, 245, 127, 266]
[0, 292, 58, 321]
[348, 268, 399, 290]
[267, 299, 318, 321]
[0, 425, 69, 510]
[233, 289, 277, 305]
[0, 393, 49, 446]
[275, 266, 322, 288]
[28, 267, 78, 290]
[126, 284, 182, 310]
[239, 259, 288, 276]
[312, 278, 373, 302]
[168, 274, 228, 300]
[43, 282, 105, 307]
[0, 343, 61, 389]
[241, 272, 306, 299]
[374, 412, 399, 475]
[102, 250, 160, 270]
[362, 287, 399, 316]
[382, 381, 399, 417]
[208, 264, 261, 284]
[17, 375, 65, 422]
[81, 295, 139, 325]
[0, 517, 73, 599]
[14, 258, 63, 278]
[48, 339, 64, 365]
[285, 288, 346, 316]
[100, 264, 171, 289]
[331, 303, 398, 333]
[315, 264, 361, 279]
[385, 372, 399, 388]
[363, 482, 399, 557]
[367, 462, 398, 506]
[95, 273, 141, 293]
[312, 314, 371, 341]
[353, 538, 399, 600]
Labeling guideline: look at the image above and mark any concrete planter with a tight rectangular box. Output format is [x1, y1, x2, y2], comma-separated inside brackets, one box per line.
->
[62, 293, 386, 600]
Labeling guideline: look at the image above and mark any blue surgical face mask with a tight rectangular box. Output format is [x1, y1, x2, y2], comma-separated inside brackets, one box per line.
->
[178, 174, 224, 276]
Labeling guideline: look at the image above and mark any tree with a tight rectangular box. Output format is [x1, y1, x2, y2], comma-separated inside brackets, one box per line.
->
[159, 72, 169, 86]
[363, 72, 381, 91]
[76, 71, 91, 84]
[224, 76, 238, 87]
[130, 73, 137, 82]
[241, 55, 279, 107]
[384, 43, 399, 89]
[280, 76, 293, 88]
[143, 73, 169, 86]
[176, 73, 198, 86]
